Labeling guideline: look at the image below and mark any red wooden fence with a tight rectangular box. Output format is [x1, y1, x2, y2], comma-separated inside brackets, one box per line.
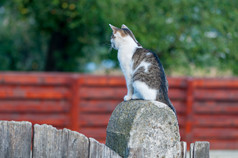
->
[0, 72, 237, 149]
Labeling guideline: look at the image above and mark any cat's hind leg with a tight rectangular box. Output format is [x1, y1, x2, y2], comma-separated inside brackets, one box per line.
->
[133, 81, 157, 100]
[131, 92, 140, 100]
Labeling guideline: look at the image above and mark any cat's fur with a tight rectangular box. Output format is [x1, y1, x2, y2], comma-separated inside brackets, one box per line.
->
[109, 24, 176, 114]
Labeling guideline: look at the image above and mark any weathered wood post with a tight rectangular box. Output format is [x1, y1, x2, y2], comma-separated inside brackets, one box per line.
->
[33, 124, 89, 158]
[33, 124, 121, 158]
[89, 138, 121, 158]
[0, 121, 121, 158]
[0, 121, 32, 158]
[106, 100, 182, 157]
[190, 141, 210, 158]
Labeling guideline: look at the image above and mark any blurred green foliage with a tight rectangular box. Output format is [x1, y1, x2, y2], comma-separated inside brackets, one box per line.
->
[0, 0, 238, 75]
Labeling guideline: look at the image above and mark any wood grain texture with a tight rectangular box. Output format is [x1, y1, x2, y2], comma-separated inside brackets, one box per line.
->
[193, 141, 210, 158]
[180, 141, 187, 158]
[33, 124, 89, 158]
[0, 73, 70, 85]
[89, 138, 121, 158]
[0, 121, 32, 158]
[0, 100, 70, 113]
[0, 113, 70, 127]
[190, 143, 194, 158]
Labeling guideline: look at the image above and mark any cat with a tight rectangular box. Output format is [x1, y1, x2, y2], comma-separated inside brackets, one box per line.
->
[109, 24, 176, 114]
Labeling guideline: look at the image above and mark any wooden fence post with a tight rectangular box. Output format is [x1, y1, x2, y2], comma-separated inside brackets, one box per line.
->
[190, 141, 210, 158]
[0, 121, 32, 158]
[180, 141, 187, 158]
[190, 142, 194, 158]
[32, 124, 89, 158]
[70, 77, 81, 131]
[89, 138, 121, 158]
[186, 79, 195, 145]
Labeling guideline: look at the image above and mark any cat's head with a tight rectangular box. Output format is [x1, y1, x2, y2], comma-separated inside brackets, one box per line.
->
[109, 24, 141, 50]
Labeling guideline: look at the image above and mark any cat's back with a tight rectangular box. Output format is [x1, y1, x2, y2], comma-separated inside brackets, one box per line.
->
[132, 47, 176, 114]
[132, 48, 164, 89]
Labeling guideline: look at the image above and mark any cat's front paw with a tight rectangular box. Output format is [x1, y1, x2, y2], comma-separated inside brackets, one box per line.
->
[124, 95, 132, 101]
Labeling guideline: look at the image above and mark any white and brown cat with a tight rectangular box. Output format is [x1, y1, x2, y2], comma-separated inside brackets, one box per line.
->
[109, 24, 176, 114]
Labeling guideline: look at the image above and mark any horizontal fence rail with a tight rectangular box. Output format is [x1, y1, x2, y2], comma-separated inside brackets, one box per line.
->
[0, 72, 238, 149]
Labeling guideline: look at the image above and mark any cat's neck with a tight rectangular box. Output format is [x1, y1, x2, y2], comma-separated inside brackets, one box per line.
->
[118, 35, 141, 51]
[118, 43, 142, 56]
[118, 45, 141, 63]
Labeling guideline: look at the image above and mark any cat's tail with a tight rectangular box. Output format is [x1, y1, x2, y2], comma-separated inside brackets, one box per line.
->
[167, 99, 177, 116]
[158, 85, 177, 116]
[162, 89, 177, 116]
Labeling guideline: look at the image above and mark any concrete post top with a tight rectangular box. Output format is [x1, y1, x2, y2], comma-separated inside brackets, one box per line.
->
[106, 100, 180, 158]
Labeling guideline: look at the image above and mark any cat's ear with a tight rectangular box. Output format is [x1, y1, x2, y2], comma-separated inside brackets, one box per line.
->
[121, 24, 141, 46]
[109, 24, 119, 34]
[121, 24, 129, 29]
[121, 24, 133, 34]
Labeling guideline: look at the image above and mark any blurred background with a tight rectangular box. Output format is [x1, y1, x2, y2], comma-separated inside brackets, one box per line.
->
[0, 0, 238, 157]
[1, 0, 238, 76]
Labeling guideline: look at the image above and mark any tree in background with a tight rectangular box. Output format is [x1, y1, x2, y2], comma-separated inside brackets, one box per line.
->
[0, 0, 238, 75]
[1, 0, 107, 71]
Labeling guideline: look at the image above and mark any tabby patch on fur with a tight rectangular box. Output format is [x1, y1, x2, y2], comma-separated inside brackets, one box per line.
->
[109, 24, 176, 114]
